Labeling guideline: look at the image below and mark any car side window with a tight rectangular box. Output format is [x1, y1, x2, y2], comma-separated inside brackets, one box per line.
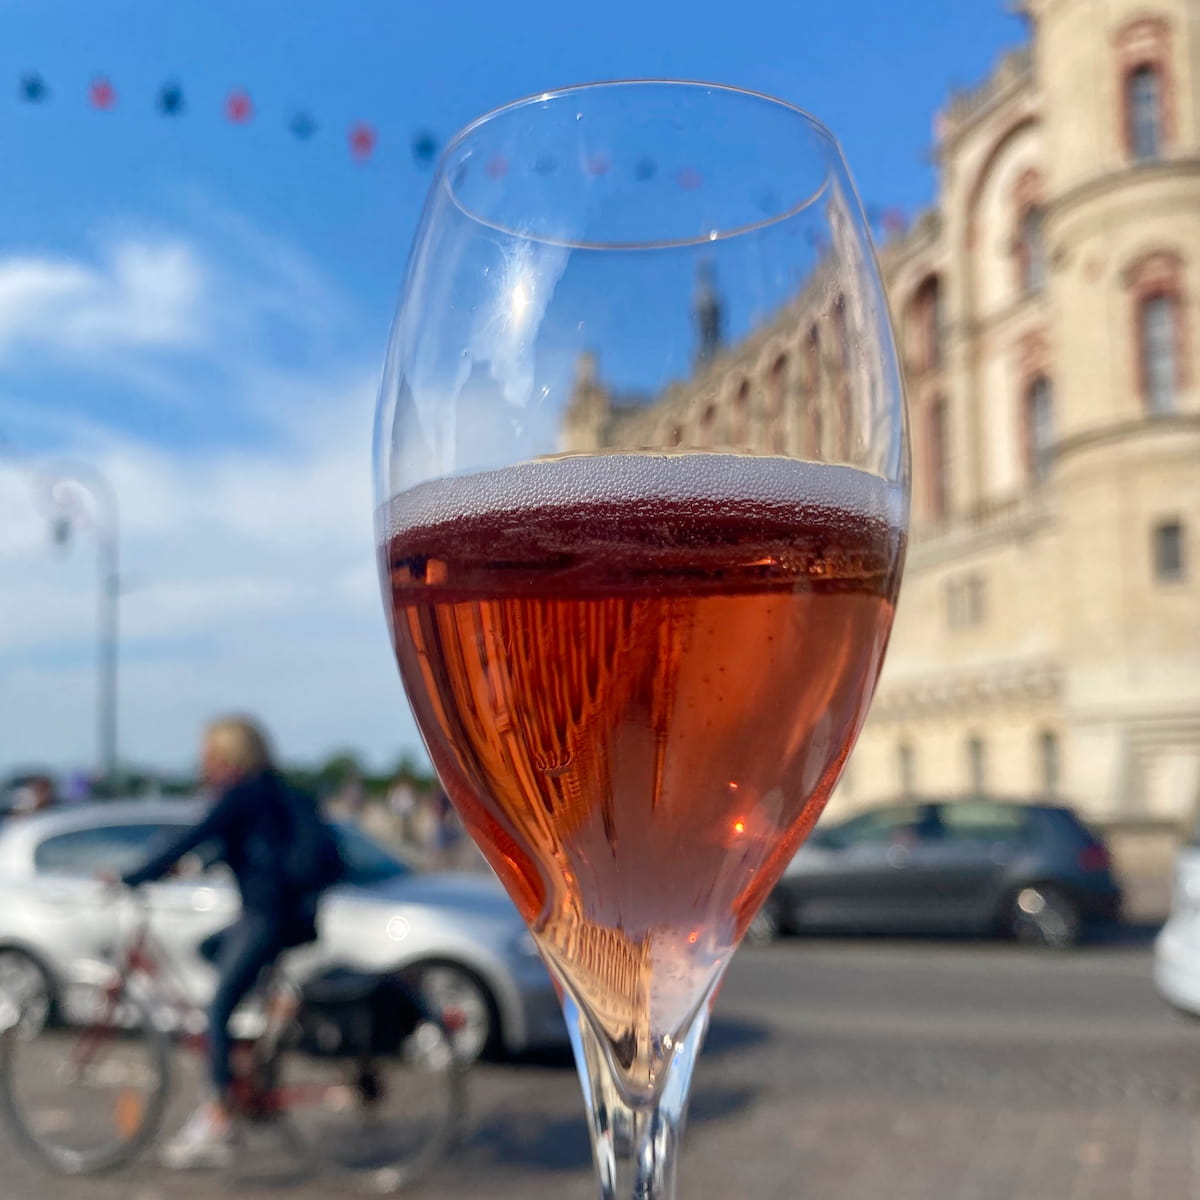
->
[35, 823, 182, 878]
[830, 805, 927, 849]
[939, 802, 1028, 844]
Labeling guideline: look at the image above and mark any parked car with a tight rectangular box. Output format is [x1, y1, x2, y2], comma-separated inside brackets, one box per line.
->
[751, 798, 1122, 948]
[0, 801, 565, 1061]
[1154, 818, 1200, 1016]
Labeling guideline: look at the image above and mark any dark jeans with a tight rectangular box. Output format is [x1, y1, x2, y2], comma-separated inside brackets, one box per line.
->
[198, 915, 289, 1093]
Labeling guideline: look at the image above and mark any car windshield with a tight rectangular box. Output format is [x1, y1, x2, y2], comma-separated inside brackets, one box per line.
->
[334, 823, 411, 887]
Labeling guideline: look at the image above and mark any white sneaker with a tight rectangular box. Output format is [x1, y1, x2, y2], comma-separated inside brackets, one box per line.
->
[160, 1104, 237, 1170]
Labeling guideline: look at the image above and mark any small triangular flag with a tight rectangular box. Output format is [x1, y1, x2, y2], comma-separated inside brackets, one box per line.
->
[349, 122, 377, 161]
[158, 82, 184, 115]
[226, 89, 252, 123]
[19, 73, 48, 104]
[89, 75, 116, 110]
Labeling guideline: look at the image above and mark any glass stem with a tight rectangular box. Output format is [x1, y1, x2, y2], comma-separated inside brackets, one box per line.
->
[563, 991, 713, 1200]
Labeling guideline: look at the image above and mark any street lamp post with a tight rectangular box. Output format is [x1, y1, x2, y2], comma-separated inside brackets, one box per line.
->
[38, 465, 120, 791]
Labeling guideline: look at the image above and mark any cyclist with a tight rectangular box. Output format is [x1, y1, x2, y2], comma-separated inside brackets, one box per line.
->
[114, 715, 339, 1169]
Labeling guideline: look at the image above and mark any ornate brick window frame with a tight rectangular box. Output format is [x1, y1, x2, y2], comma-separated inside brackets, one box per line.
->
[1011, 168, 1047, 296]
[1114, 16, 1175, 159]
[1124, 249, 1189, 413]
[907, 274, 942, 375]
[1014, 328, 1053, 481]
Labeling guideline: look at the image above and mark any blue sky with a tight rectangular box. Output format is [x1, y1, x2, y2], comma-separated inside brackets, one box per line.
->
[0, 0, 1026, 777]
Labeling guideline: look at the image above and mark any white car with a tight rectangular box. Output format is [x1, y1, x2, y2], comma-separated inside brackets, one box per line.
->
[1154, 838, 1200, 1016]
[0, 801, 564, 1061]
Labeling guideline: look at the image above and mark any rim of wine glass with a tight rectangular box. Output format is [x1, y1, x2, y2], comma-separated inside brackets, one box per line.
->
[439, 78, 841, 252]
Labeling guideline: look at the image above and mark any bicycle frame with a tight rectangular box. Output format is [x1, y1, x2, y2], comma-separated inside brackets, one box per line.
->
[84, 891, 376, 1122]
[73, 893, 286, 1113]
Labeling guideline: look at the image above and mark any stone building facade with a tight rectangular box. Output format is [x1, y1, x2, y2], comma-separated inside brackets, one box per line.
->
[562, 0, 1200, 823]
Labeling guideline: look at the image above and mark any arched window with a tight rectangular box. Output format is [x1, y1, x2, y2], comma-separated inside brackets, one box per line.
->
[926, 397, 948, 520]
[1127, 64, 1163, 160]
[1016, 207, 1046, 294]
[909, 276, 942, 373]
[1116, 17, 1173, 161]
[1023, 376, 1054, 482]
[766, 356, 788, 452]
[805, 325, 821, 390]
[1140, 293, 1178, 414]
[767, 355, 787, 416]
[731, 377, 750, 443]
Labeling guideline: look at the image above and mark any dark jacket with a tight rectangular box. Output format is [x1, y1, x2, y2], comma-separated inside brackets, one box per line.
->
[123, 770, 306, 930]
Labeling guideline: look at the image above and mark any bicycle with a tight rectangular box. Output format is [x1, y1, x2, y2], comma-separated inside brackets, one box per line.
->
[0, 889, 467, 1192]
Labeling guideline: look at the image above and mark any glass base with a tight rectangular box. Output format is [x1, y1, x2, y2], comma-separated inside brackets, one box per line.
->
[562, 984, 715, 1200]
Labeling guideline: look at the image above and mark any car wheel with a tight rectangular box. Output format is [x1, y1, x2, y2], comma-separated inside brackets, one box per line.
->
[401, 962, 497, 1063]
[0, 949, 54, 1036]
[1008, 885, 1082, 949]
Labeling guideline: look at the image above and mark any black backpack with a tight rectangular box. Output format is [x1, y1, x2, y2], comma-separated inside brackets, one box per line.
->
[279, 784, 346, 898]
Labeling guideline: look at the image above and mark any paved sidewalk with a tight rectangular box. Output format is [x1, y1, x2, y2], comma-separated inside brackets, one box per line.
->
[7, 937, 1200, 1200]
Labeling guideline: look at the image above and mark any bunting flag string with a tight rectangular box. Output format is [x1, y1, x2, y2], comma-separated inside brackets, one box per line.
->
[7, 66, 910, 231]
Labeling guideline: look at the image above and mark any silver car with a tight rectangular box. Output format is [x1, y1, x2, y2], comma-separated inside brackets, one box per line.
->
[1155, 823, 1200, 1017]
[0, 801, 564, 1061]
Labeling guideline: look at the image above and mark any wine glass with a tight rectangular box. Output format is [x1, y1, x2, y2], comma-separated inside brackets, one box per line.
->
[374, 80, 908, 1198]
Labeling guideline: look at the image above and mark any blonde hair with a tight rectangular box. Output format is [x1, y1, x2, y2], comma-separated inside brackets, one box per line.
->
[203, 715, 275, 776]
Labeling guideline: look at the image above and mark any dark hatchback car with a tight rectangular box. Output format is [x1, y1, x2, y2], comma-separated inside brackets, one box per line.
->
[755, 799, 1122, 948]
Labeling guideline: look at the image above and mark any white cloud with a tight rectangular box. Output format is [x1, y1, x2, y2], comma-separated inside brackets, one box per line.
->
[0, 220, 422, 779]
[0, 240, 205, 359]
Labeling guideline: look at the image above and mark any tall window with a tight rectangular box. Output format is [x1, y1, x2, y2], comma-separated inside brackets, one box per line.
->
[804, 327, 823, 457]
[1127, 65, 1163, 160]
[1039, 730, 1060, 797]
[910, 276, 942, 373]
[1140, 294, 1178, 414]
[805, 325, 821, 390]
[967, 736, 986, 796]
[946, 572, 987, 630]
[1153, 519, 1186, 583]
[898, 742, 915, 797]
[833, 297, 850, 369]
[1016, 207, 1047, 294]
[768, 356, 787, 415]
[926, 398, 948, 519]
[768, 355, 788, 452]
[1024, 376, 1054, 482]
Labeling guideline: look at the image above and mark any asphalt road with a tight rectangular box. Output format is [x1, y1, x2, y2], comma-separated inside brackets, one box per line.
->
[7, 930, 1200, 1200]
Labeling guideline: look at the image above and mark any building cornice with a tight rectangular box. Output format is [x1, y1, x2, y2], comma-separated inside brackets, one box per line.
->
[1047, 156, 1200, 228]
[872, 658, 1063, 722]
[908, 489, 1056, 569]
[936, 45, 1035, 154]
[1055, 413, 1200, 465]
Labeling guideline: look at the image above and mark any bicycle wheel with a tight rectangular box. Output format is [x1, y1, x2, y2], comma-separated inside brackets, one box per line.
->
[0, 987, 172, 1174]
[268, 1015, 466, 1193]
